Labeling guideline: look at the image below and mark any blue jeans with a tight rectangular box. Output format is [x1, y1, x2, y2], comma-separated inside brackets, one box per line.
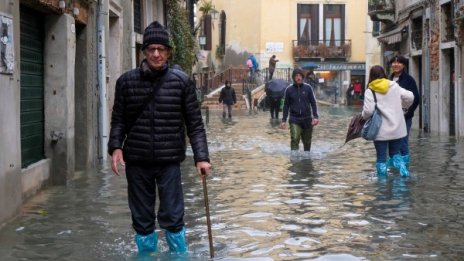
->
[400, 117, 412, 156]
[374, 139, 402, 163]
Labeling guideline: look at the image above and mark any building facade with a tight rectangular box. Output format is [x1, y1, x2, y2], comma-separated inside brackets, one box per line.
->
[0, 0, 178, 226]
[195, 0, 379, 104]
[369, 0, 464, 137]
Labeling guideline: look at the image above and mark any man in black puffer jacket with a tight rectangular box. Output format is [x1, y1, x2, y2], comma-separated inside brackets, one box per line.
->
[107, 21, 211, 255]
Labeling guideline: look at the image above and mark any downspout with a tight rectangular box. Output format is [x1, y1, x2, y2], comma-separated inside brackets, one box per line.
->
[423, 6, 431, 132]
[97, 0, 108, 162]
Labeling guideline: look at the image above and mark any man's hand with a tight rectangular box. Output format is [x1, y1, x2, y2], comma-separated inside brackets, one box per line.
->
[111, 149, 125, 176]
[280, 122, 287, 129]
[196, 161, 212, 177]
[312, 118, 320, 126]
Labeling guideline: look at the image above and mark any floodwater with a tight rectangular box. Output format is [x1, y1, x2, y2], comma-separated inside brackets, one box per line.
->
[1, 106, 464, 261]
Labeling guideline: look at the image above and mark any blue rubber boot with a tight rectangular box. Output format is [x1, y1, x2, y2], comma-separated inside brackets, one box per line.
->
[392, 154, 409, 177]
[166, 227, 188, 253]
[135, 232, 158, 254]
[402, 154, 410, 169]
[386, 158, 393, 170]
[376, 162, 387, 177]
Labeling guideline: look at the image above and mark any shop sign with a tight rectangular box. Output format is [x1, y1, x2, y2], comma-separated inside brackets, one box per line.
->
[315, 63, 365, 71]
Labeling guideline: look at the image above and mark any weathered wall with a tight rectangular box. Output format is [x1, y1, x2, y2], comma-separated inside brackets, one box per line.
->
[0, 0, 22, 226]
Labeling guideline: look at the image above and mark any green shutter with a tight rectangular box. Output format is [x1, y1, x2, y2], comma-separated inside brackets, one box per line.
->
[20, 6, 45, 168]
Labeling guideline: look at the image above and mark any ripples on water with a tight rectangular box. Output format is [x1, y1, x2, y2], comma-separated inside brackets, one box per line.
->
[0, 106, 463, 260]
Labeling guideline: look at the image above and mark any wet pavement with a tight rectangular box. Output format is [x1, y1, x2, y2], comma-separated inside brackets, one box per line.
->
[0, 106, 464, 261]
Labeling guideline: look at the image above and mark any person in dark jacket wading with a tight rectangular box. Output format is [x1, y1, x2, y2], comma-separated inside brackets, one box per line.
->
[388, 55, 420, 169]
[280, 68, 320, 152]
[107, 21, 212, 255]
[219, 80, 237, 119]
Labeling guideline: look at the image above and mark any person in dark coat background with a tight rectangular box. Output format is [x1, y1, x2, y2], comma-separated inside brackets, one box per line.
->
[280, 68, 320, 152]
[219, 80, 237, 119]
[268, 55, 278, 80]
[389, 55, 420, 168]
[107, 21, 211, 255]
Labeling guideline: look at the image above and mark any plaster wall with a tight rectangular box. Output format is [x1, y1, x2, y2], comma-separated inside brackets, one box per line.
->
[44, 14, 76, 185]
[0, 0, 23, 226]
[75, 7, 99, 170]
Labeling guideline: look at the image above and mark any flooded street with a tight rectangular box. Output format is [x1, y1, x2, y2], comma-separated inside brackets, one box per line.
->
[1, 106, 464, 260]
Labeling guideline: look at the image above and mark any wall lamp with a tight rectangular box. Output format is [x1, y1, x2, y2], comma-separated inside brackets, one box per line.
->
[58, 0, 80, 17]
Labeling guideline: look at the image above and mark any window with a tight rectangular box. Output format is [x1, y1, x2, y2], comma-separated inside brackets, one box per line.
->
[372, 21, 381, 37]
[324, 4, 345, 47]
[297, 4, 319, 45]
[441, 2, 454, 42]
[411, 17, 423, 50]
[134, 0, 143, 34]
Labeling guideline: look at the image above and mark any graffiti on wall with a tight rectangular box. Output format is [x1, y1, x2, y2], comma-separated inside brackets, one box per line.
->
[0, 14, 14, 74]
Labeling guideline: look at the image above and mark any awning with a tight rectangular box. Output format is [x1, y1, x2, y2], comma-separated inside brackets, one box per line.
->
[377, 26, 407, 45]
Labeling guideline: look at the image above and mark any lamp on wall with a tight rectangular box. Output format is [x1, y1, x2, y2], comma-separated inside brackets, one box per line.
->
[73, 7, 80, 17]
[199, 35, 206, 49]
[211, 9, 219, 20]
[59, 0, 66, 11]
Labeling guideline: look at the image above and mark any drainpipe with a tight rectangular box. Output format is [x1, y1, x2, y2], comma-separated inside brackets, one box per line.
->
[423, 6, 431, 133]
[97, 0, 108, 162]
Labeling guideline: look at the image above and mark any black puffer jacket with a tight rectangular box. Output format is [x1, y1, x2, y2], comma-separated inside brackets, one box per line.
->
[108, 62, 209, 164]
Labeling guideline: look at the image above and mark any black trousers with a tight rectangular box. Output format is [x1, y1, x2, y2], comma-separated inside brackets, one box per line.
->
[125, 163, 185, 235]
[269, 98, 280, 119]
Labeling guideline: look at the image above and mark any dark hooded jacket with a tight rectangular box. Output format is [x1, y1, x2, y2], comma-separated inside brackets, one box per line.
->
[282, 68, 319, 128]
[107, 60, 209, 164]
[390, 71, 420, 119]
[219, 85, 236, 105]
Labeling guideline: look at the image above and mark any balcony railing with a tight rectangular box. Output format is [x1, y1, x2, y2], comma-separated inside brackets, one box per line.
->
[368, 0, 395, 25]
[292, 40, 351, 61]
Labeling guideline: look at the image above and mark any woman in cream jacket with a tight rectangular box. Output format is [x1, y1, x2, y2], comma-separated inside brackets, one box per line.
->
[362, 65, 414, 177]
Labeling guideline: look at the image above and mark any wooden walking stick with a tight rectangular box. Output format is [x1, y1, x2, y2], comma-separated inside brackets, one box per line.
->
[201, 169, 214, 258]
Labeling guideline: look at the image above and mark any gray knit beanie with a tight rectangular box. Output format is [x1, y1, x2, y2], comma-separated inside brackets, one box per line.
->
[142, 21, 171, 50]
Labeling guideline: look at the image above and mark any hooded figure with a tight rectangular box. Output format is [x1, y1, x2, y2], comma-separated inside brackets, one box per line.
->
[280, 68, 320, 151]
[219, 80, 237, 119]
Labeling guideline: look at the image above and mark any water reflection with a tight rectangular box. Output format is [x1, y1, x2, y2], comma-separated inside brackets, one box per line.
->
[0, 107, 463, 260]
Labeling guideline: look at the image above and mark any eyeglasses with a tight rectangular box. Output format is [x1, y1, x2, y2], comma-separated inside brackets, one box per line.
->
[145, 46, 169, 54]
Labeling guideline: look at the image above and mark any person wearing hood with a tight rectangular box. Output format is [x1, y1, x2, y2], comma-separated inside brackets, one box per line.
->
[280, 68, 319, 152]
[388, 55, 420, 169]
[219, 80, 237, 119]
[362, 65, 414, 177]
[107, 21, 212, 255]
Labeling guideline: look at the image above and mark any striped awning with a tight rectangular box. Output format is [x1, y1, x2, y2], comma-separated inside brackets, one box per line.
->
[377, 26, 407, 45]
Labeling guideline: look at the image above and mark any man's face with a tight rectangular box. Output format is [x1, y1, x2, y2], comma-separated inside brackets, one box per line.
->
[391, 61, 405, 75]
[143, 44, 170, 70]
[294, 73, 304, 84]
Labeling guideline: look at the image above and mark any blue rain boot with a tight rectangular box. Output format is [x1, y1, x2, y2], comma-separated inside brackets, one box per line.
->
[386, 158, 393, 170]
[376, 162, 387, 177]
[135, 232, 158, 254]
[402, 154, 410, 169]
[166, 227, 188, 253]
[392, 154, 409, 177]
